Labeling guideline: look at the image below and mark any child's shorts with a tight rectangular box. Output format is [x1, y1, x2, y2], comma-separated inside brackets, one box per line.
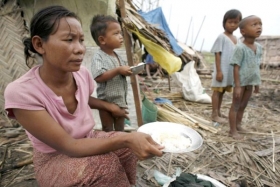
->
[211, 86, 232, 93]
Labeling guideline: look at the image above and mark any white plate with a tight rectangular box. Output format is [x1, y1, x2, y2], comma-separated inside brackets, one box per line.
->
[137, 122, 203, 153]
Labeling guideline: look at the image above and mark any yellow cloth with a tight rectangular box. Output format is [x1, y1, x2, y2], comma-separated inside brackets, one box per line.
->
[128, 28, 182, 75]
[211, 86, 232, 93]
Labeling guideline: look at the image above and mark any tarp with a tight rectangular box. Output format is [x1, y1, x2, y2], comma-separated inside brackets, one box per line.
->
[171, 61, 211, 103]
[128, 28, 182, 74]
[139, 7, 184, 56]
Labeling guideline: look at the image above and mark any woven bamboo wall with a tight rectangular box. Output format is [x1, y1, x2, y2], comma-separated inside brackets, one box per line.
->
[0, 0, 122, 125]
[18, 0, 117, 47]
[256, 36, 280, 68]
[0, 0, 29, 118]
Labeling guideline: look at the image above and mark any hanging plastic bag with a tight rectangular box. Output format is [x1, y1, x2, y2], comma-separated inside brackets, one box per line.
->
[128, 27, 182, 75]
[142, 95, 158, 124]
[172, 61, 211, 103]
[153, 170, 173, 186]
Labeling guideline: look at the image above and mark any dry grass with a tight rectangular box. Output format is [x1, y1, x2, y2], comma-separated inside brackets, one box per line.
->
[136, 69, 280, 187]
[1, 69, 280, 187]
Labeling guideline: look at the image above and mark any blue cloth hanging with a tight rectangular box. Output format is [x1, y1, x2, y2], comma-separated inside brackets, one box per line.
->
[139, 7, 184, 56]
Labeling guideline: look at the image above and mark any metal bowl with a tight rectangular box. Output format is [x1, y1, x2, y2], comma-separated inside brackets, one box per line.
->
[137, 122, 203, 153]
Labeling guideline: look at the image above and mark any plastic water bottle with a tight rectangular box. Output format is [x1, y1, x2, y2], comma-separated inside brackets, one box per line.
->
[213, 121, 220, 127]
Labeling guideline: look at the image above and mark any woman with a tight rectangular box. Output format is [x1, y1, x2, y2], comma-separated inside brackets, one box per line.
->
[4, 5, 163, 187]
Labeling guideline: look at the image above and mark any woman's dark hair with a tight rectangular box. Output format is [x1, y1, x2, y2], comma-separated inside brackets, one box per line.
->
[90, 15, 119, 46]
[222, 9, 242, 29]
[23, 5, 80, 67]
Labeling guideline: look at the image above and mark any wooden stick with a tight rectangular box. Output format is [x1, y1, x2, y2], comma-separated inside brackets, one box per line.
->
[271, 130, 275, 172]
[252, 168, 268, 183]
[186, 114, 218, 133]
[163, 103, 198, 124]
[187, 114, 212, 125]
[0, 145, 7, 167]
[4, 166, 25, 187]
[240, 131, 280, 136]
[0, 156, 33, 173]
[0, 145, 7, 178]
[168, 75, 171, 91]
[157, 106, 196, 127]
[167, 153, 173, 176]
[160, 104, 218, 133]
[13, 156, 33, 168]
[119, 0, 143, 126]
[261, 78, 280, 83]
[183, 147, 206, 172]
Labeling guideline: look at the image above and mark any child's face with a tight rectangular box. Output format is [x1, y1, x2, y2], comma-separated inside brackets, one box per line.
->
[102, 22, 123, 49]
[242, 16, 262, 38]
[224, 17, 240, 33]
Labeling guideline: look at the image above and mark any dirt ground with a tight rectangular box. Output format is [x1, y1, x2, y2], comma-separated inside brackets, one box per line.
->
[135, 67, 280, 187]
[0, 65, 279, 187]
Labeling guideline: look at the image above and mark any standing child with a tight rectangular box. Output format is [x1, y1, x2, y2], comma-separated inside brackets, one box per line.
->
[229, 15, 263, 139]
[90, 15, 133, 132]
[211, 9, 242, 124]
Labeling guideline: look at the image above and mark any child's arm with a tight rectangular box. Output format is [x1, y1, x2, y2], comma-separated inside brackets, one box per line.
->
[210, 34, 224, 82]
[95, 66, 132, 83]
[214, 52, 223, 82]
[254, 44, 262, 94]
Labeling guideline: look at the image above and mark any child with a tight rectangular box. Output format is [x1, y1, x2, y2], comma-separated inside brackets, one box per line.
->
[229, 15, 263, 139]
[90, 15, 133, 132]
[145, 54, 162, 79]
[210, 9, 242, 124]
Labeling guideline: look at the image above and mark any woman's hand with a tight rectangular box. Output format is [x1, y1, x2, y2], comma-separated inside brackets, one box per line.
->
[125, 132, 164, 160]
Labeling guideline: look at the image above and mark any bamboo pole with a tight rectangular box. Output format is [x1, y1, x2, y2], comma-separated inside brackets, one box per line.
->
[192, 16, 206, 47]
[271, 130, 275, 172]
[200, 38, 204, 52]
[185, 17, 192, 45]
[119, 0, 143, 126]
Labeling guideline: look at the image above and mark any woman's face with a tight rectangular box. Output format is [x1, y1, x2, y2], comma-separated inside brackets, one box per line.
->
[41, 17, 86, 72]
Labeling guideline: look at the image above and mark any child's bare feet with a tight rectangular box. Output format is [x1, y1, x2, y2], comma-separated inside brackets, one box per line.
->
[229, 131, 244, 140]
[237, 126, 248, 133]
[212, 116, 228, 124]
[219, 113, 228, 119]
[145, 76, 153, 83]
[152, 75, 160, 79]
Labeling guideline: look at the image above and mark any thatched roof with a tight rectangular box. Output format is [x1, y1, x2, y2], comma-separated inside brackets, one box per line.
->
[116, 0, 202, 69]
